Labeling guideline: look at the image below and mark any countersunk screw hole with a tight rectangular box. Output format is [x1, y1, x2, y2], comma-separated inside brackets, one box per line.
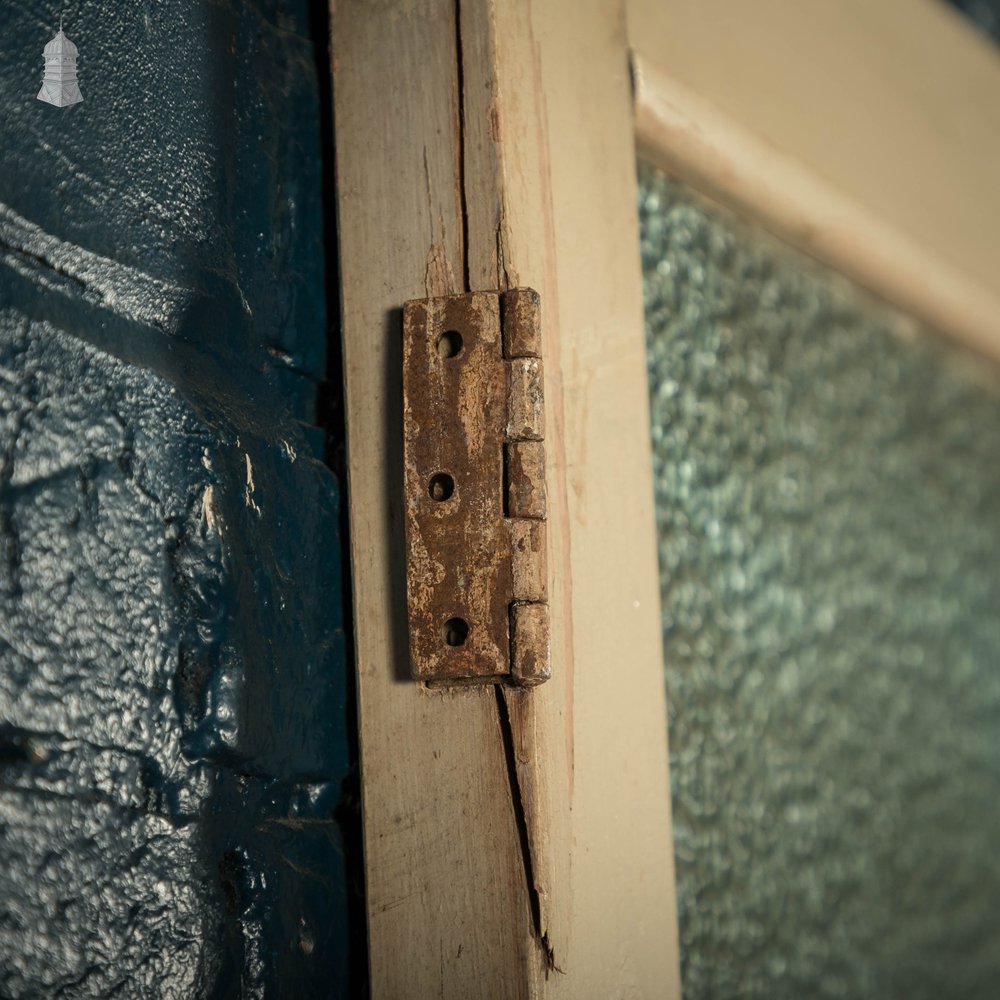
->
[437, 330, 463, 358]
[428, 472, 454, 502]
[443, 617, 469, 647]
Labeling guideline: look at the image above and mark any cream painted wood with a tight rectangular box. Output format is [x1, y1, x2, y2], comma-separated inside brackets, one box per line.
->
[632, 56, 1000, 364]
[628, 0, 1000, 358]
[459, 1, 681, 995]
[332, 0, 680, 996]
[331, 4, 534, 997]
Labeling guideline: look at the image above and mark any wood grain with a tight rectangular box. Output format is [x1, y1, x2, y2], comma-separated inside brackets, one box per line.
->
[457, 2, 681, 994]
[331, 5, 533, 996]
[334, 0, 680, 995]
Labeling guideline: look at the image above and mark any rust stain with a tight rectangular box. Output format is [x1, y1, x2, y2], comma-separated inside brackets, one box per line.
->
[511, 602, 550, 685]
[402, 289, 549, 685]
[506, 440, 546, 519]
[488, 94, 504, 142]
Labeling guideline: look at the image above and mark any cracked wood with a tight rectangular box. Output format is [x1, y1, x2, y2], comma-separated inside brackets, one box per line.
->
[333, 0, 680, 995]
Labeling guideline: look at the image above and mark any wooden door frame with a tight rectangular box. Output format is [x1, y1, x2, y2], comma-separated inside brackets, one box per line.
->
[331, 1, 1000, 996]
[629, 0, 1000, 363]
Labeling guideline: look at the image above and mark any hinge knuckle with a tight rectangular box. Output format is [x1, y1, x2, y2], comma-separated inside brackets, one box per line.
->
[502, 286, 542, 358]
[505, 440, 547, 519]
[505, 358, 545, 441]
[510, 519, 548, 603]
[511, 601, 551, 686]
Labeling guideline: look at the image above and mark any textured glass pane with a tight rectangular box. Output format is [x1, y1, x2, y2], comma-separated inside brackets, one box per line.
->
[641, 164, 1000, 1000]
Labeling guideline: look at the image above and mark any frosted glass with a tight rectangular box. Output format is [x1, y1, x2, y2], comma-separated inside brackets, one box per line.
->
[641, 165, 1000, 999]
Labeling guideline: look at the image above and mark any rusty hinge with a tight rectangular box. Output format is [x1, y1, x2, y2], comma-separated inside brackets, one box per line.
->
[402, 288, 550, 686]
